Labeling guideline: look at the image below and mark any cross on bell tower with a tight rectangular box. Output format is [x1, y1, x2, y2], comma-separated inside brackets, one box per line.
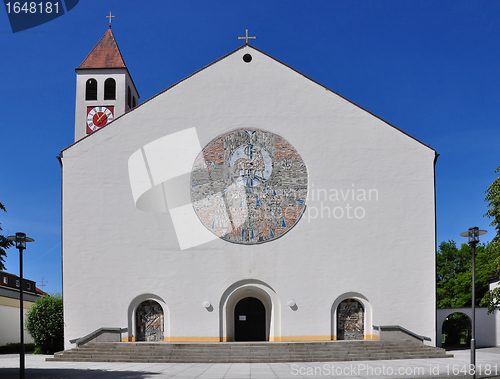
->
[106, 11, 115, 28]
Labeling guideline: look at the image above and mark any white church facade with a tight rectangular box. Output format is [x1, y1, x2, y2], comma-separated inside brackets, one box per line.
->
[60, 29, 438, 349]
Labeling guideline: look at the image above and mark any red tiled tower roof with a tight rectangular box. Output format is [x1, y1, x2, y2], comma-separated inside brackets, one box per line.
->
[77, 29, 126, 69]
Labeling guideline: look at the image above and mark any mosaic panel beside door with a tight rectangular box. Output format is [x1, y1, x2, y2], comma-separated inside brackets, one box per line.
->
[337, 299, 364, 340]
[136, 300, 164, 341]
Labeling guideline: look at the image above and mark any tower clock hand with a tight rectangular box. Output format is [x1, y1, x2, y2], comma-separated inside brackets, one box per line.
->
[96, 112, 106, 123]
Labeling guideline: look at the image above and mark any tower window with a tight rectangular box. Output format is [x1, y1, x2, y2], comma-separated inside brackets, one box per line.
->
[127, 86, 131, 109]
[85, 78, 97, 101]
[133, 96, 136, 108]
[104, 78, 116, 100]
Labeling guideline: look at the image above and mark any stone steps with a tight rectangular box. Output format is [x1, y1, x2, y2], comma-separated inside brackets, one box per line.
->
[47, 340, 452, 363]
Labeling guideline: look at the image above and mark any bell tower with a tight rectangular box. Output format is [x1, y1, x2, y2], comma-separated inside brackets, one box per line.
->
[74, 27, 139, 142]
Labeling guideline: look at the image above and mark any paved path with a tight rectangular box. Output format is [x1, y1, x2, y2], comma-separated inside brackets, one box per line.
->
[0, 347, 499, 378]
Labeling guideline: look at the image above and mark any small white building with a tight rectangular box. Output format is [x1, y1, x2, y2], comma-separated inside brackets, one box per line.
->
[60, 29, 438, 349]
[0, 271, 45, 346]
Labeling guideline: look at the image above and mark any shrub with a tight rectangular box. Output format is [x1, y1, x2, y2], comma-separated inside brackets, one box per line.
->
[25, 294, 64, 354]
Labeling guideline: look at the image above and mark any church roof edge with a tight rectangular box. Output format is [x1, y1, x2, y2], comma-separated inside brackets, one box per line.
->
[136, 44, 250, 107]
[246, 45, 435, 152]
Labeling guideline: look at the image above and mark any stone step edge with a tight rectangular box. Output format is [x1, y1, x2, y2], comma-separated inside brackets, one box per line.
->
[46, 355, 453, 363]
[49, 352, 452, 359]
[63, 348, 443, 353]
[72, 345, 446, 351]
[54, 349, 448, 356]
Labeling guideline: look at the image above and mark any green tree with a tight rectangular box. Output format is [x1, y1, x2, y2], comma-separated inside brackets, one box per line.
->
[484, 166, 500, 243]
[480, 276, 500, 314]
[479, 251, 500, 314]
[437, 240, 470, 308]
[437, 240, 498, 308]
[25, 294, 64, 354]
[480, 166, 500, 313]
[0, 202, 14, 271]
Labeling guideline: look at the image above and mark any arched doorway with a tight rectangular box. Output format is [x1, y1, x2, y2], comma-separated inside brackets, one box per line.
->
[337, 299, 364, 340]
[234, 297, 266, 341]
[135, 300, 164, 341]
[442, 312, 471, 348]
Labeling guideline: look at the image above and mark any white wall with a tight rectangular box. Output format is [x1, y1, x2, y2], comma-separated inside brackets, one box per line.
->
[62, 45, 436, 349]
[0, 303, 34, 346]
[436, 308, 498, 348]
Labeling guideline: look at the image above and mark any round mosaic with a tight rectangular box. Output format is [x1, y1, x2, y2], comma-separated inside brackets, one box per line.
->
[190, 129, 308, 244]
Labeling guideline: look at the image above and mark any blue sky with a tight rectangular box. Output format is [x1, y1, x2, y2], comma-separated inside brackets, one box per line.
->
[1, 0, 499, 295]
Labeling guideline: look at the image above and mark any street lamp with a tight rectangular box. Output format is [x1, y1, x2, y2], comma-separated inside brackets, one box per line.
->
[7, 232, 34, 379]
[460, 226, 487, 379]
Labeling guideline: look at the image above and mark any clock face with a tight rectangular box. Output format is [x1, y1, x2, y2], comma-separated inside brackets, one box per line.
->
[191, 129, 308, 245]
[86, 106, 114, 134]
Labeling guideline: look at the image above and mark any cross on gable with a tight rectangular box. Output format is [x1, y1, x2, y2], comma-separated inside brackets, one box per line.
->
[238, 29, 256, 44]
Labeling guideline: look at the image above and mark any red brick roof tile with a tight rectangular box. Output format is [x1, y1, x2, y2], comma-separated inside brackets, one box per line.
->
[77, 28, 126, 69]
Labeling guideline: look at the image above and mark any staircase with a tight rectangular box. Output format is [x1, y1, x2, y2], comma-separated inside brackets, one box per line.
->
[47, 340, 452, 363]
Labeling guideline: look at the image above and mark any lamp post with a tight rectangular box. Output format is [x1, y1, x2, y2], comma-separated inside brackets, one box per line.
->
[7, 232, 34, 379]
[460, 227, 487, 379]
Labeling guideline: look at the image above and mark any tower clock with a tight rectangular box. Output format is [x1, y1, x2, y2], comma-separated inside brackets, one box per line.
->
[86, 106, 114, 134]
